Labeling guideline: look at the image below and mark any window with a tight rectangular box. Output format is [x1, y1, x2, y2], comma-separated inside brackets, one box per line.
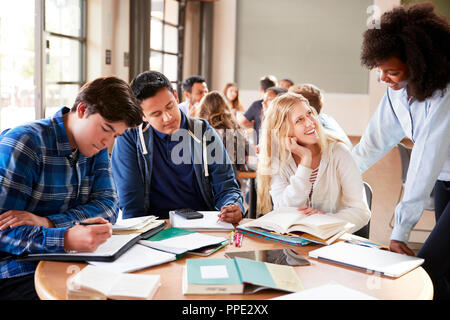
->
[0, 1, 36, 130]
[150, 0, 179, 89]
[0, 0, 86, 131]
[44, 0, 86, 117]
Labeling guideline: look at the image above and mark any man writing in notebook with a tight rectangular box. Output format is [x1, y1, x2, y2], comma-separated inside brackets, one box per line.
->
[111, 71, 244, 224]
[0, 76, 143, 300]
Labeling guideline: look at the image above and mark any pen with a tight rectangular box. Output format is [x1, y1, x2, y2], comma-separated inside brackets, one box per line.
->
[230, 194, 243, 205]
[217, 194, 244, 222]
[72, 221, 104, 226]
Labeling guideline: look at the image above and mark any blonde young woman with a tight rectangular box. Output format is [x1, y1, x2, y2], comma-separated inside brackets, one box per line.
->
[256, 92, 370, 233]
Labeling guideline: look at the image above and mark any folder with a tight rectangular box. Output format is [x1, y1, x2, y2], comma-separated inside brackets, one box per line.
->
[15, 221, 167, 262]
[139, 227, 228, 258]
[182, 257, 303, 295]
[308, 242, 424, 278]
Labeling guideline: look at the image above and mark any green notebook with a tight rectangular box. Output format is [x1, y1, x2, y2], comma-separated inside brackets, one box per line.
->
[182, 257, 303, 295]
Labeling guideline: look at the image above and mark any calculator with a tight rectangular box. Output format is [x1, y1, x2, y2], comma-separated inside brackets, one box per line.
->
[174, 208, 204, 219]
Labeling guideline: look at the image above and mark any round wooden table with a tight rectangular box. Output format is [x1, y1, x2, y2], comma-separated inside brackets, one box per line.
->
[35, 224, 433, 300]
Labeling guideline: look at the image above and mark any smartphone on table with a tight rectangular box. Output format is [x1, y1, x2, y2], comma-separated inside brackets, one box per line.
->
[174, 208, 204, 219]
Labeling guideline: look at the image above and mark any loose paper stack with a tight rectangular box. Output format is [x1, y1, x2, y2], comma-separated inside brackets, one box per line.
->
[113, 216, 165, 235]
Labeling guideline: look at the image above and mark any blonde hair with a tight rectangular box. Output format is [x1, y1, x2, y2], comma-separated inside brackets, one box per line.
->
[222, 82, 245, 113]
[256, 92, 342, 214]
[196, 91, 240, 130]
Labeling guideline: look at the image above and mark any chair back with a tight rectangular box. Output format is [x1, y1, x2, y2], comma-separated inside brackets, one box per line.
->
[353, 182, 372, 238]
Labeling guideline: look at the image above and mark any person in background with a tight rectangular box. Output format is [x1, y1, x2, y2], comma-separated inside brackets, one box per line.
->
[262, 86, 288, 115]
[257, 92, 370, 233]
[239, 75, 277, 145]
[178, 75, 209, 116]
[222, 82, 245, 119]
[289, 83, 352, 147]
[0, 76, 143, 300]
[111, 71, 244, 225]
[196, 91, 250, 177]
[352, 3, 450, 299]
[279, 78, 294, 89]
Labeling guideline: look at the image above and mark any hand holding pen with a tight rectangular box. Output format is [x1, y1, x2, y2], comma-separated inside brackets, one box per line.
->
[217, 194, 243, 224]
[64, 217, 112, 253]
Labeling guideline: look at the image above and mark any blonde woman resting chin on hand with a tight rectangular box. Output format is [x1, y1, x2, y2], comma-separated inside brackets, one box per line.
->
[256, 92, 370, 234]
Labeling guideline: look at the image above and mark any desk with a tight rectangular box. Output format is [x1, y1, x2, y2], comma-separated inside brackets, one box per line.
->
[35, 220, 433, 300]
[237, 171, 257, 219]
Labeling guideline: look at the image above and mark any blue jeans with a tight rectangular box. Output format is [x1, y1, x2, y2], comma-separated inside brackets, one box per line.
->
[418, 180, 450, 300]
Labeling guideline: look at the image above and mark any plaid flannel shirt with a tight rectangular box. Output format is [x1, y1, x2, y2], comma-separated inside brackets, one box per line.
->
[0, 107, 118, 279]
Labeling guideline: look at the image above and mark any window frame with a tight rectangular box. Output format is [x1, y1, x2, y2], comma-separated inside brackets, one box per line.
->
[35, 0, 86, 118]
[150, 0, 184, 94]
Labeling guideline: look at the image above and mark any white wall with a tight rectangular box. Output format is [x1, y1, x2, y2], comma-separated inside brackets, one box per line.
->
[84, 0, 401, 136]
[210, 0, 236, 92]
[86, 0, 130, 82]
[212, 0, 401, 136]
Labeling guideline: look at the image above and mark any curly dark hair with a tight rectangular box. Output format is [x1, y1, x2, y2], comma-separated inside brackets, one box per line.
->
[361, 2, 450, 101]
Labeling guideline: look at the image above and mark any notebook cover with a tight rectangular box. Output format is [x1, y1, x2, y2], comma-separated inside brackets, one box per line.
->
[15, 222, 167, 263]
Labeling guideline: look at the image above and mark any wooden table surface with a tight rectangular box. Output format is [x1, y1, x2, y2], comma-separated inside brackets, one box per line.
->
[35, 221, 433, 300]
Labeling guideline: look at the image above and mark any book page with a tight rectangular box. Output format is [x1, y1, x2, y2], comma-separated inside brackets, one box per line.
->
[112, 216, 157, 231]
[265, 262, 303, 292]
[70, 265, 119, 296]
[243, 208, 305, 234]
[169, 211, 234, 230]
[89, 244, 176, 273]
[287, 214, 348, 239]
[74, 234, 139, 257]
[107, 273, 161, 300]
[146, 233, 227, 251]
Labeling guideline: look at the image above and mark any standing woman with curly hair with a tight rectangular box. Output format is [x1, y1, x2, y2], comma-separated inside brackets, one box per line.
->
[352, 2, 450, 299]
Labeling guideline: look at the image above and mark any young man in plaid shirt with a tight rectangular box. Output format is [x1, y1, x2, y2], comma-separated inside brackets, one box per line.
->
[0, 76, 143, 300]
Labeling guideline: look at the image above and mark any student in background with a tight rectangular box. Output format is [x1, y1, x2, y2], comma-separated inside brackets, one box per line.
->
[262, 86, 288, 115]
[111, 71, 244, 225]
[178, 75, 209, 116]
[196, 91, 250, 177]
[222, 82, 245, 119]
[289, 83, 352, 147]
[0, 76, 143, 300]
[239, 75, 277, 145]
[352, 3, 450, 299]
[257, 92, 370, 233]
[279, 78, 294, 89]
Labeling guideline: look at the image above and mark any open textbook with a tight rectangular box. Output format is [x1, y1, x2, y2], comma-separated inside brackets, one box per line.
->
[66, 265, 161, 300]
[182, 257, 303, 295]
[239, 207, 354, 245]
